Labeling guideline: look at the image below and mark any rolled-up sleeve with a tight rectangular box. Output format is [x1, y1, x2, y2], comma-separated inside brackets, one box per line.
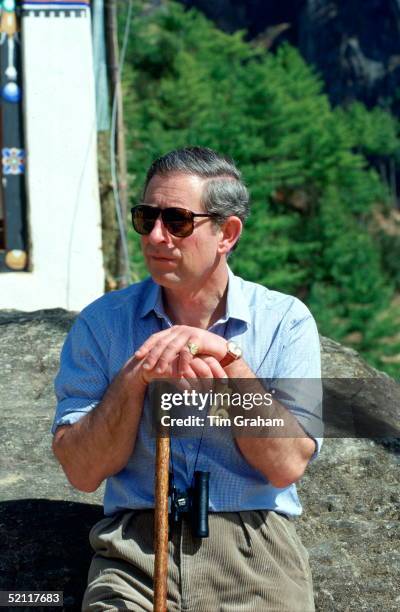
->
[52, 316, 109, 434]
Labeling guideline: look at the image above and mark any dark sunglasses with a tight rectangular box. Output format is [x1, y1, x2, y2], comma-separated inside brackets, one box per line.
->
[131, 204, 219, 238]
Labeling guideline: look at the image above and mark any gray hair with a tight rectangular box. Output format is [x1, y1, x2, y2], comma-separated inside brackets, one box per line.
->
[143, 146, 250, 224]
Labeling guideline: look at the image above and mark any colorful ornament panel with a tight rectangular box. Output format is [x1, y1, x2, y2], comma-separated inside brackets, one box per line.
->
[0, 0, 27, 270]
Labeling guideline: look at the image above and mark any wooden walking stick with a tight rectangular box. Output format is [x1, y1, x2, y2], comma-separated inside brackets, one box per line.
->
[154, 434, 170, 612]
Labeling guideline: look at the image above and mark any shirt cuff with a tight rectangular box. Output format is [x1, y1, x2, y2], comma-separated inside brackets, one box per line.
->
[51, 400, 99, 435]
[307, 435, 323, 462]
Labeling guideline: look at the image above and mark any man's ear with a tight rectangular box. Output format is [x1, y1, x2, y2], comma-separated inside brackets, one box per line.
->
[217, 216, 243, 255]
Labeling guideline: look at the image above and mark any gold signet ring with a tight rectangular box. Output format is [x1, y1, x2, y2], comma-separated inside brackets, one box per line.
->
[187, 341, 199, 356]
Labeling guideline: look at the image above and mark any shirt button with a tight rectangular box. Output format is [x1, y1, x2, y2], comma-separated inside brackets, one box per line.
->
[188, 443, 195, 451]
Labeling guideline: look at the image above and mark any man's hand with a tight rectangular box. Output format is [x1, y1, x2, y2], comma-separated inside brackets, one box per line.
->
[137, 352, 227, 386]
[134, 326, 227, 378]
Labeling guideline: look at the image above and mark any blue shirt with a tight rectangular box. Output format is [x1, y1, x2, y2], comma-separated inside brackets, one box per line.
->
[52, 268, 322, 517]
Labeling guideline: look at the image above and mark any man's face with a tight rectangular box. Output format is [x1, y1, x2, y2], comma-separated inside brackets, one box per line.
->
[141, 172, 223, 289]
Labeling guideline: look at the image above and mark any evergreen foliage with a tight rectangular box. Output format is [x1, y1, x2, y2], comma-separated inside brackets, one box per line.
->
[120, 1, 400, 380]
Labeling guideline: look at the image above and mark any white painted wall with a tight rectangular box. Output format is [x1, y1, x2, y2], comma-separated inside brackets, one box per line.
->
[0, 5, 104, 311]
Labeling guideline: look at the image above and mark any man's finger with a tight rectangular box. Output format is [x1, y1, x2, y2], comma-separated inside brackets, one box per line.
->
[143, 339, 181, 372]
[145, 334, 202, 373]
[201, 356, 228, 380]
[134, 328, 176, 358]
[190, 358, 214, 379]
[178, 347, 194, 377]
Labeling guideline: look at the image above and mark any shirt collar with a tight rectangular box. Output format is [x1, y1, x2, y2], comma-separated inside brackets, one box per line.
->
[138, 267, 251, 325]
[222, 266, 251, 325]
[138, 277, 163, 319]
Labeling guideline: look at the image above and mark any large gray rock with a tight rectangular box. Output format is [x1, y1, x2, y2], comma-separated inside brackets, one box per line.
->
[1, 309, 399, 611]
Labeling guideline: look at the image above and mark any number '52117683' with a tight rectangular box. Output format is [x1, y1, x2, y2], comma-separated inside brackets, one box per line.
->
[0, 591, 63, 607]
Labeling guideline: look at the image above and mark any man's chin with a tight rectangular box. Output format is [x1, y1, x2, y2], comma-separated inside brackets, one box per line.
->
[148, 268, 181, 287]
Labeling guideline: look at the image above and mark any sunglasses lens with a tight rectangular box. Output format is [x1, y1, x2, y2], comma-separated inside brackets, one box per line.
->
[131, 206, 158, 235]
[131, 206, 195, 237]
[163, 208, 194, 237]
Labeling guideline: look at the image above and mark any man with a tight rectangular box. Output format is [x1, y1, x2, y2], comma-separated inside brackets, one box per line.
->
[52, 146, 322, 611]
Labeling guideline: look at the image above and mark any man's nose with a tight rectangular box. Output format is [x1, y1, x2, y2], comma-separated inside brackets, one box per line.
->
[147, 216, 170, 244]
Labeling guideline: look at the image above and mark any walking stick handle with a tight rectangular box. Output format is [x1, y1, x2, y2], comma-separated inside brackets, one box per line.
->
[154, 435, 170, 612]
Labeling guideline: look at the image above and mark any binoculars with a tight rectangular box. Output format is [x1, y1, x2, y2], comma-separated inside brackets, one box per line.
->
[169, 471, 210, 538]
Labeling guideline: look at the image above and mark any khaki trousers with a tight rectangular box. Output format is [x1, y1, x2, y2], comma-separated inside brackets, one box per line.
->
[82, 510, 315, 612]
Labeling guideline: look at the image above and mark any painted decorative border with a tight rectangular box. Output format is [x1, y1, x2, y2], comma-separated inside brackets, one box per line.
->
[22, 1, 90, 5]
[22, 1, 89, 18]
[22, 8, 88, 16]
